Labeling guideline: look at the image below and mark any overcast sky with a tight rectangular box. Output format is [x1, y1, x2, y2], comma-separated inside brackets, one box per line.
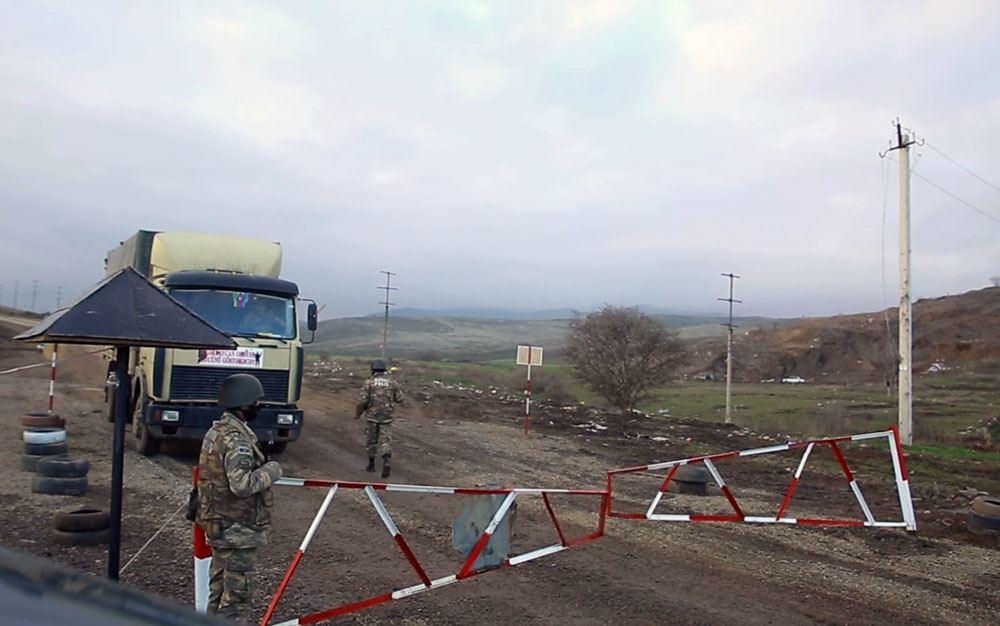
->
[2, 1, 999, 319]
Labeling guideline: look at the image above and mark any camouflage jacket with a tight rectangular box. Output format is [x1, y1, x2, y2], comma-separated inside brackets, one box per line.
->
[196, 412, 278, 548]
[355, 374, 404, 423]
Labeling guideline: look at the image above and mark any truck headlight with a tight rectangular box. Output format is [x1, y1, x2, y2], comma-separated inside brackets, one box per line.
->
[277, 413, 294, 425]
[162, 410, 180, 422]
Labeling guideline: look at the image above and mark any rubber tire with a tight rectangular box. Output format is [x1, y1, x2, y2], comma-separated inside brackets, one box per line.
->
[54, 507, 110, 532]
[19, 454, 46, 472]
[967, 511, 1000, 535]
[971, 496, 1000, 518]
[268, 441, 288, 455]
[24, 441, 68, 456]
[53, 527, 111, 546]
[23, 428, 67, 445]
[37, 455, 90, 478]
[22, 412, 65, 429]
[32, 475, 88, 496]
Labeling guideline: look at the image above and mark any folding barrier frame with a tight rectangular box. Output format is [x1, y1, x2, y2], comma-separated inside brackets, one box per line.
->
[606, 426, 916, 530]
[259, 478, 608, 626]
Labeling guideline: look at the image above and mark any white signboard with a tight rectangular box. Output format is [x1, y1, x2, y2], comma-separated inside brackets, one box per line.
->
[197, 347, 264, 368]
[516, 345, 543, 366]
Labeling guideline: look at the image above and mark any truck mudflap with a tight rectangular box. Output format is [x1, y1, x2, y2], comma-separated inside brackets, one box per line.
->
[142, 403, 303, 443]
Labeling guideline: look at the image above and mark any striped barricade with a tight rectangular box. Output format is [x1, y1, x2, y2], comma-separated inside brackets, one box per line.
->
[259, 478, 608, 626]
[606, 426, 915, 530]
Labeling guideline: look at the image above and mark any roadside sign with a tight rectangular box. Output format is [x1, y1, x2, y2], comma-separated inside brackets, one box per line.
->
[516, 345, 543, 366]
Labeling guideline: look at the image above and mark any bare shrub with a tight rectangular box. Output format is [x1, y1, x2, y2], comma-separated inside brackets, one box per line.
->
[565, 305, 688, 413]
[991, 276, 1000, 288]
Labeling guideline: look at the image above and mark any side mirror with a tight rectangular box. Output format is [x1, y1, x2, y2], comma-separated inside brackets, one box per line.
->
[307, 302, 318, 331]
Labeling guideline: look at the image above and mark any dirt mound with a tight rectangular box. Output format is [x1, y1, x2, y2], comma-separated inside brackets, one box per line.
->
[687, 287, 1000, 384]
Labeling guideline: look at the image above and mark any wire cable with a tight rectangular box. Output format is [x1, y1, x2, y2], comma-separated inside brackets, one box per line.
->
[882, 154, 1000, 225]
[925, 142, 1000, 196]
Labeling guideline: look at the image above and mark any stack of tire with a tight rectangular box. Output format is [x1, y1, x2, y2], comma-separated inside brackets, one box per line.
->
[53, 506, 111, 546]
[20, 412, 90, 496]
[968, 496, 1000, 536]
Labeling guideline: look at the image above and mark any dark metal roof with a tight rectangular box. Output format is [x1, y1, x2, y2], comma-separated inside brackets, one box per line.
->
[163, 270, 299, 296]
[14, 267, 236, 349]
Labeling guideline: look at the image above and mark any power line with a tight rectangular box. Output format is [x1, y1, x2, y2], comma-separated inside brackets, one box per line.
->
[883, 154, 1000, 225]
[925, 142, 1000, 196]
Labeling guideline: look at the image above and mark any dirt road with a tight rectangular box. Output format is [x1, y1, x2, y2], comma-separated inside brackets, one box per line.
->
[1, 327, 997, 625]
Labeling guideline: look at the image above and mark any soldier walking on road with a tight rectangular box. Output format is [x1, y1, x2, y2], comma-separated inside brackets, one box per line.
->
[355, 359, 404, 478]
[196, 373, 282, 622]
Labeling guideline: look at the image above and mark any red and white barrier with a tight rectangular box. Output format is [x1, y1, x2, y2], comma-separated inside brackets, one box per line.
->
[191, 467, 212, 613]
[259, 478, 607, 626]
[47, 343, 58, 413]
[606, 427, 916, 531]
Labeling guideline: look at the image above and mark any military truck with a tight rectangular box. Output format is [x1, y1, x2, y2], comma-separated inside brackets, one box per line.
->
[104, 230, 317, 455]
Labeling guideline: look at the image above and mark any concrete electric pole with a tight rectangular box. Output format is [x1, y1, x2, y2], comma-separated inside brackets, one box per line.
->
[378, 270, 396, 361]
[719, 273, 741, 424]
[890, 121, 915, 445]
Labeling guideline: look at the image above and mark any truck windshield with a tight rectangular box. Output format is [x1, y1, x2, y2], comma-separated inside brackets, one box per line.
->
[168, 289, 297, 339]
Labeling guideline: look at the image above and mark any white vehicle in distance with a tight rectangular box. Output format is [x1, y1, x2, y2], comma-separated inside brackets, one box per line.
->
[781, 376, 806, 384]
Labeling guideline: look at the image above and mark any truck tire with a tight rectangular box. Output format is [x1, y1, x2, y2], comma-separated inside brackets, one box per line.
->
[54, 507, 109, 532]
[967, 511, 1000, 535]
[19, 454, 46, 472]
[22, 412, 65, 429]
[23, 428, 67, 445]
[37, 456, 90, 479]
[24, 441, 68, 456]
[53, 527, 111, 546]
[133, 395, 160, 456]
[32, 475, 88, 496]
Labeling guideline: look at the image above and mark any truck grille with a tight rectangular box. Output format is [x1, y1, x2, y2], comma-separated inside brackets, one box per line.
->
[170, 366, 289, 402]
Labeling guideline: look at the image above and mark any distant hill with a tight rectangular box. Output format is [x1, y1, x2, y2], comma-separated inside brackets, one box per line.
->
[310, 312, 786, 361]
[687, 287, 1000, 383]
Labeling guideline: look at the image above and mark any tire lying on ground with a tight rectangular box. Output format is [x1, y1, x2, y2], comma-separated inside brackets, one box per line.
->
[32, 475, 88, 496]
[24, 441, 68, 456]
[23, 428, 67, 445]
[19, 454, 47, 472]
[52, 527, 111, 546]
[674, 465, 711, 496]
[968, 496, 1000, 535]
[21, 412, 65, 429]
[54, 507, 109, 533]
[972, 496, 1000, 518]
[37, 456, 89, 479]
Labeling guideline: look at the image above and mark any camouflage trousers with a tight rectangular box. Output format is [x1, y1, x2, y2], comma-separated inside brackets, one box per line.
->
[364, 420, 392, 457]
[209, 546, 258, 623]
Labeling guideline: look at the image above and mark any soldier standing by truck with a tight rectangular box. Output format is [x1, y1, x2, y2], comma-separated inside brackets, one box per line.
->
[355, 359, 404, 478]
[196, 373, 282, 622]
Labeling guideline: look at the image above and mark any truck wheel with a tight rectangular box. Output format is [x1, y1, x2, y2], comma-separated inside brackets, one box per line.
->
[133, 396, 160, 456]
[269, 442, 288, 455]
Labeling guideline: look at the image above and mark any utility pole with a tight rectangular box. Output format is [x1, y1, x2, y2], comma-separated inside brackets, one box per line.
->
[13, 280, 19, 309]
[719, 273, 741, 423]
[31, 280, 38, 312]
[889, 121, 915, 445]
[377, 270, 396, 361]
[56, 285, 62, 309]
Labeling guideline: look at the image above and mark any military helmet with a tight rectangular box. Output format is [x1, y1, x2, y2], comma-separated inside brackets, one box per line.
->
[218, 373, 265, 408]
[370, 359, 387, 373]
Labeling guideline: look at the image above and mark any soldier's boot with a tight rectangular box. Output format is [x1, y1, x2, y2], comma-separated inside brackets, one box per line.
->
[381, 454, 391, 479]
[365, 457, 375, 472]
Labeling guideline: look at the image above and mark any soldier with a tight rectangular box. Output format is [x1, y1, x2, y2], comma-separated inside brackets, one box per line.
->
[196, 373, 282, 622]
[355, 359, 404, 478]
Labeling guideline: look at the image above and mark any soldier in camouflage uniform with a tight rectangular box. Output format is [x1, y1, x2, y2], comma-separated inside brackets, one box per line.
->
[355, 359, 404, 478]
[197, 373, 282, 623]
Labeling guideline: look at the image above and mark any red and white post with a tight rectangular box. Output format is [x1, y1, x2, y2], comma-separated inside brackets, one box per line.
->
[47, 343, 58, 414]
[516, 345, 543, 436]
[192, 466, 212, 613]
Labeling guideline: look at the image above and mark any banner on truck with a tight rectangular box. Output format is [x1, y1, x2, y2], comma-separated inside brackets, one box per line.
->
[197, 347, 263, 368]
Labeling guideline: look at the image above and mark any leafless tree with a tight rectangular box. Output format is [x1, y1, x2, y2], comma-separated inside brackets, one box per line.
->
[991, 276, 1000, 288]
[565, 305, 688, 413]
